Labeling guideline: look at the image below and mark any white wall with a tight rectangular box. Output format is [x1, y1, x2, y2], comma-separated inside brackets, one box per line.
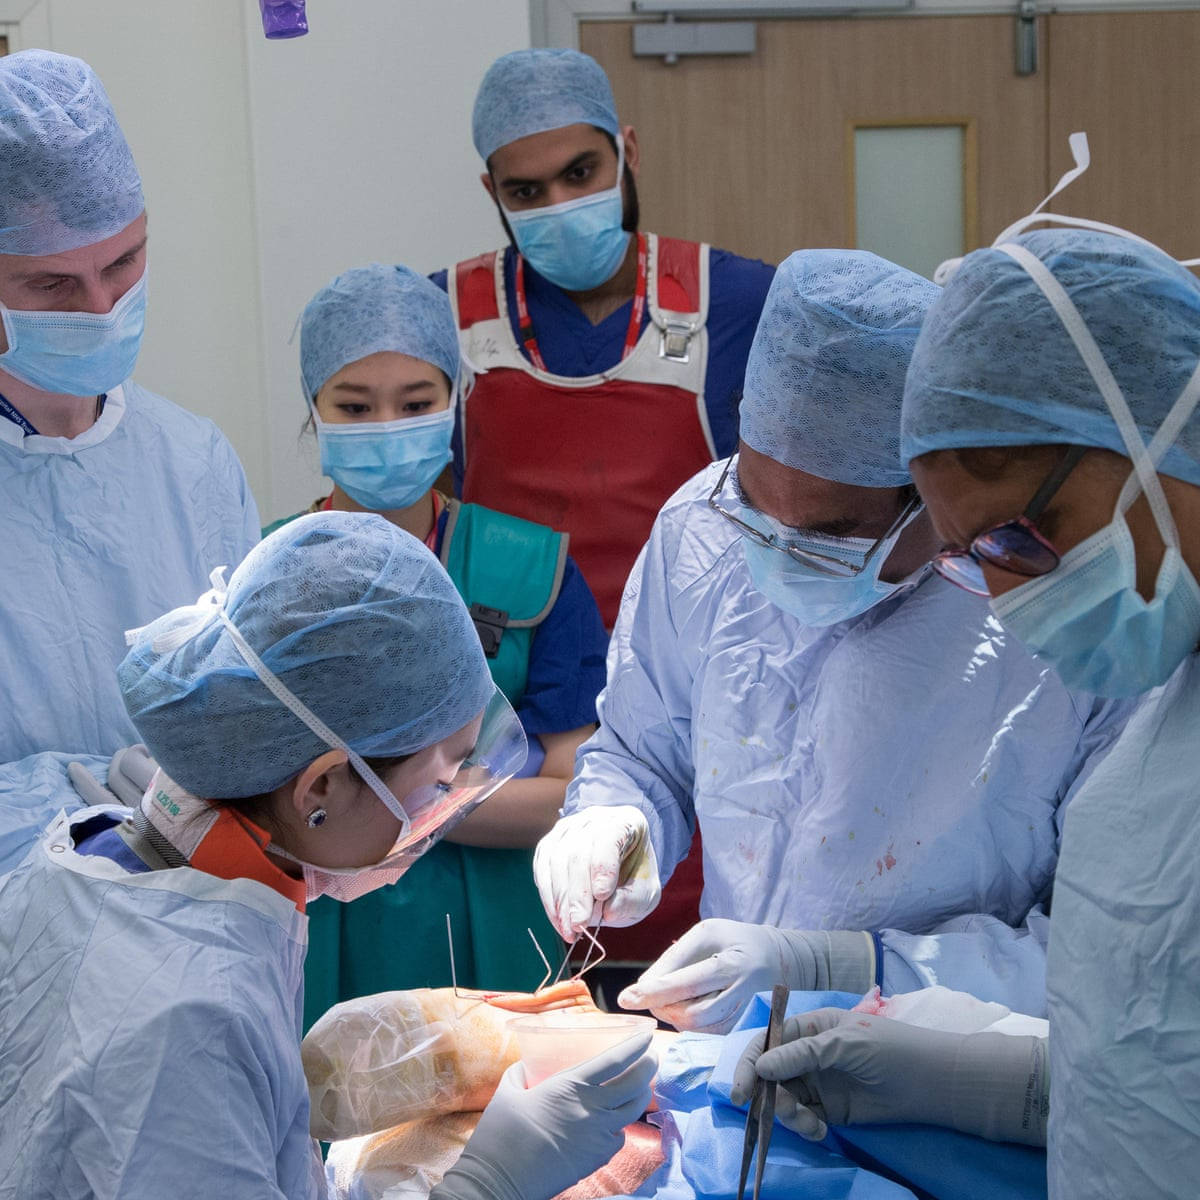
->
[244, 0, 530, 520]
[2, 0, 528, 521]
[4, 0, 268, 504]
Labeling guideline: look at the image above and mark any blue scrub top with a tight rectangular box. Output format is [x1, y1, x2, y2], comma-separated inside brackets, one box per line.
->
[432, 243, 776, 491]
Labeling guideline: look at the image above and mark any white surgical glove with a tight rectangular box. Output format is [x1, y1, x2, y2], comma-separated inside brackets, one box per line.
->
[731, 1007, 1049, 1146]
[430, 1031, 657, 1200]
[617, 919, 875, 1034]
[533, 806, 661, 941]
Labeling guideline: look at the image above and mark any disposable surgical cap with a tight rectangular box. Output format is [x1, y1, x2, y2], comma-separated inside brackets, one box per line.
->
[901, 229, 1200, 486]
[472, 49, 619, 163]
[119, 512, 493, 800]
[300, 263, 461, 403]
[739, 249, 938, 487]
[0, 50, 144, 256]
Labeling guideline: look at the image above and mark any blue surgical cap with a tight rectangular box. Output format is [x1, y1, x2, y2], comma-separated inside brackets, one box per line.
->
[119, 512, 494, 799]
[300, 263, 461, 403]
[0, 50, 144, 256]
[739, 249, 939, 487]
[901, 229, 1200, 486]
[472, 49, 619, 163]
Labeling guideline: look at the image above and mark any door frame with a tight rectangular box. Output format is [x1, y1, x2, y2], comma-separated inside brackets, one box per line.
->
[533, 0, 1200, 48]
[0, 0, 51, 53]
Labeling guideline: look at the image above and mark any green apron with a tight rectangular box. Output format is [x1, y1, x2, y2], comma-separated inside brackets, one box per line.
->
[274, 500, 570, 1030]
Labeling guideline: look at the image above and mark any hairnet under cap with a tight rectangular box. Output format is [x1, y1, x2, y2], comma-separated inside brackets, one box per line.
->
[300, 263, 461, 403]
[0, 50, 144, 256]
[472, 49, 619, 163]
[901, 228, 1200, 486]
[739, 249, 938, 487]
[119, 512, 494, 800]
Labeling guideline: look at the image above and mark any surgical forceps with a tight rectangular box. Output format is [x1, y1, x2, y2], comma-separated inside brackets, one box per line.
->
[738, 984, 789, 1200]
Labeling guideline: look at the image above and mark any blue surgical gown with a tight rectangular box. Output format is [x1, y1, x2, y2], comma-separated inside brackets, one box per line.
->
[565, 463, 1135, 1015]
[1046, 651, 1200, 1198]
[0, 382, 260, 763]
[0, 751, 100, 874]
[0, 801, 323, 1199]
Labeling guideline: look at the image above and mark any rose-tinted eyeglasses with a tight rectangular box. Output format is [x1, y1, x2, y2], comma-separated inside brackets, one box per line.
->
[933, 444, 1087, 596]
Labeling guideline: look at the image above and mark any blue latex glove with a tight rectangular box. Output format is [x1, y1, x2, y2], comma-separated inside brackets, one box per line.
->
[431, 1031, 656, 1200]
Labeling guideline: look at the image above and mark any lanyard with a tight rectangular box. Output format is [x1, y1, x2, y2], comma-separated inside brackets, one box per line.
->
[425, 490, 444, 550]
[514, 233, 648, 372]
[0, 391, 105, 438]
[0, 390, 38, 436]
[320, 489, 442, 548]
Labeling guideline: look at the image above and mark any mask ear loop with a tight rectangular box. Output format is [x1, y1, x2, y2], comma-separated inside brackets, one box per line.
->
[215, 610, 411, 834]
[997, 240, 1200, 554]
[1114, 361, 1200, 518]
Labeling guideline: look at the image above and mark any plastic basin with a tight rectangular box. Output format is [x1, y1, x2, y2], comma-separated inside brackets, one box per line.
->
[508, 1010, 656, 1087]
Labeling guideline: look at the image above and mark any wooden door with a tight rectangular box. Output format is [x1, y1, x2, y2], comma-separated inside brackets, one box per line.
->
[582, 16, 1050, 267]
[1045, 11, 1200, 259]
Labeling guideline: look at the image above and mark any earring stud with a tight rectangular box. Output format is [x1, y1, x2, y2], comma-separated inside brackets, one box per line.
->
[307, 808, 327, 829]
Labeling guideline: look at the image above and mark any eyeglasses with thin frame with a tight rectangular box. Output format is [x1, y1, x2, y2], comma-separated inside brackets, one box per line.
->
[932, 444, 1087, 596]
[707, 453, 924, 579]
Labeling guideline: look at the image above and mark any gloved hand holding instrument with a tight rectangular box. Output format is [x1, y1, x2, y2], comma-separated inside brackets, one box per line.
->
[431, 1030, 657, 1200]
[735, 984, 790, 1200]
[533, 805, 661, 941]
[731, 1007, 1049, 1146]
[618, 918, 876, 1034]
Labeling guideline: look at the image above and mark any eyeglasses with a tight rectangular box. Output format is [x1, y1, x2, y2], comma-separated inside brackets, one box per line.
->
[707, 453, 923, 579]
[933, 444, 1087, 596]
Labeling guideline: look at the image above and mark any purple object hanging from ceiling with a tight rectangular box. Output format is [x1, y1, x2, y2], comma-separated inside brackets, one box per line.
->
[259, 0, 308, 39]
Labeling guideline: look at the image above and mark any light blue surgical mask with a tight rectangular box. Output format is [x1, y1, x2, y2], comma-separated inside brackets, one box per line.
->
[505, 136, 631, 293]
[0, 270, 147, 396]
[315, 406, 454, 511]
[991, 510, 1200, 698]
[737, 501, 920, 627]
[982, 239, 1200, 698]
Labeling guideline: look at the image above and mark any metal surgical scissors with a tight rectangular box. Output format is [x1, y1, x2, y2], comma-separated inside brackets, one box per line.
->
[738, 984, 790, 1200]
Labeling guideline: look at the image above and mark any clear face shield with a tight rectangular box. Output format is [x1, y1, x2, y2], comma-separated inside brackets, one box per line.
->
[271, 686, 526, 902]
[132, 569, 528, 901]
[373, 686, 528, 858]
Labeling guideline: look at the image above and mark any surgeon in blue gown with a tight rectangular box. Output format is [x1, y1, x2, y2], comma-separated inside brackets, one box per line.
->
[734, 217, 1200, 1195]
[0, 51, 259, 763]
[0, 513, 654, 1200]
[901, 225, 1200, 1196]
[534, 249, 1135, 1032]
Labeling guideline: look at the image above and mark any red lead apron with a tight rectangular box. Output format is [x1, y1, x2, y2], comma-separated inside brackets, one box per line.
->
[450, 233, 716, 630]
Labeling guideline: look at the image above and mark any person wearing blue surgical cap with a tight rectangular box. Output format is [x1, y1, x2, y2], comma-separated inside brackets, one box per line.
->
[896, 226, 1200, 1195]
[533, 248, 1134, 1039]
[0, 511, 655, 1199]
[264, 263, 608, 1028]
[433, 49, 774, 627]
[0, 49, 259, 764]
[433, 46, 776, 981]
